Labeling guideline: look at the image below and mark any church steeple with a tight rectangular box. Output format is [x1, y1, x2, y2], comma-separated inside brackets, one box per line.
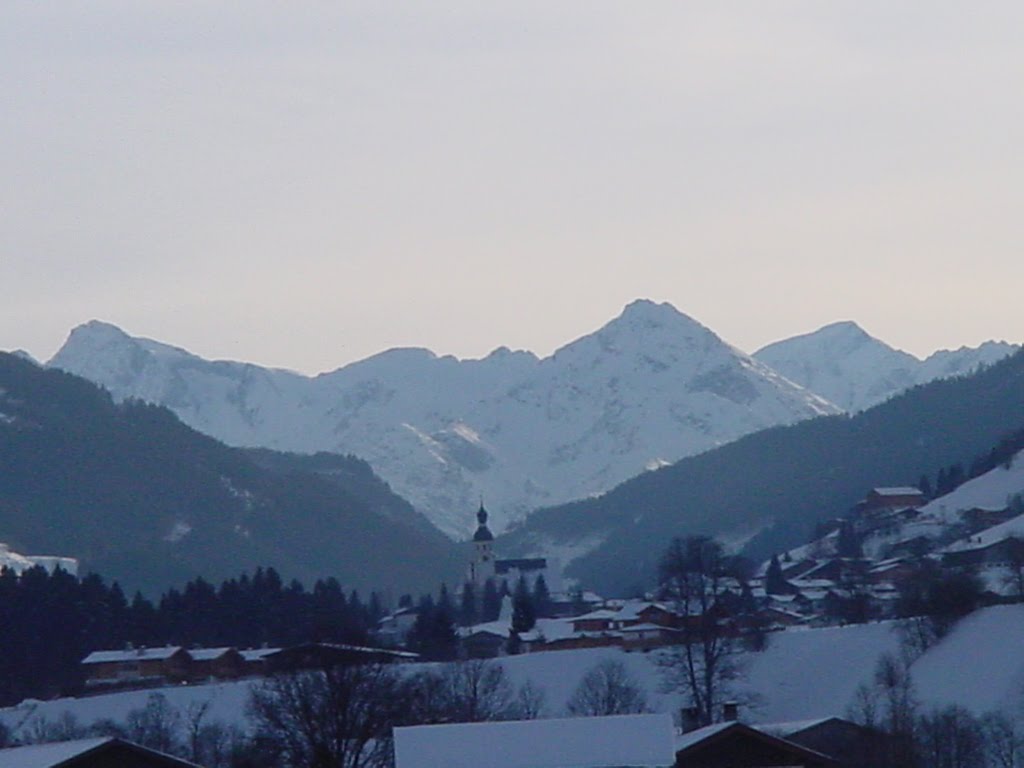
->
[473, 503, 494, 542]
[469, 503, 495, 585]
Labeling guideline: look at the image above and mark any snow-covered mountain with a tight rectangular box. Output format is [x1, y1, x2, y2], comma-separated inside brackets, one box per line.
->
[0, 543, 77, 576]
[754, 321, 1018, 412]
[49, 300, 837, 539]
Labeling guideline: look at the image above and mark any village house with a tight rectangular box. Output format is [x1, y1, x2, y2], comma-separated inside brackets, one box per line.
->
[0, 737, 203, 768]
[188, 647, 246, 680]
[675, 721, 838, 767]
[81, 646, 192, 689]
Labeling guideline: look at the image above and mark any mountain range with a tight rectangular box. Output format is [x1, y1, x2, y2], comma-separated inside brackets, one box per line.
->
[46, 303, 1018, 541]
[755, 321, 1017, 412]
[49, 300, 845, 538]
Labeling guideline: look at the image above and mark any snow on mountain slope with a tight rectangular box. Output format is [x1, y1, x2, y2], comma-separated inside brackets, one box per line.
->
[0, 543, 77, 576]
[49, 302, 837, 538]
[755, 322, 1019, 412]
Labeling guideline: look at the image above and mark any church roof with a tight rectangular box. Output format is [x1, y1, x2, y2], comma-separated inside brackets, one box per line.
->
[473, 504, 494, 541]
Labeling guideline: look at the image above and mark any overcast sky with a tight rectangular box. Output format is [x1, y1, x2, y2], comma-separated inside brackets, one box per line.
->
[2, 3, 1021, 374]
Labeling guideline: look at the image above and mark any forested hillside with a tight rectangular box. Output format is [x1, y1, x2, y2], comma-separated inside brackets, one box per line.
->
[502, 349, 1024, 595]
[0, 354, 462, 595]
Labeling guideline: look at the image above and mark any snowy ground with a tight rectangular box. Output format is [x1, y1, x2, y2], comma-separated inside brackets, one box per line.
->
[4, 605, 1022, 739]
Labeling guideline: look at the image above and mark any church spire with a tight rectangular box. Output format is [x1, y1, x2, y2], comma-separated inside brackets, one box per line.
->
[473, 502, 494, 542]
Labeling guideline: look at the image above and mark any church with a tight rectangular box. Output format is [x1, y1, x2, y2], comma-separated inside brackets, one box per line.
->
[467, 504, 562, 593]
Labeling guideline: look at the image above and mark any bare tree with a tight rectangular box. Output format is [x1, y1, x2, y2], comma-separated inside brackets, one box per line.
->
[566, 659, 648, 717]
[248, 664, 404, 768]
[917, 705, 985, 768]
[656, 536, 740, 727]
[412, 659, 515, 724]
[123, 693, 183, 756]
[514, 680, 547, 720]
[982, 711, 1024, 768]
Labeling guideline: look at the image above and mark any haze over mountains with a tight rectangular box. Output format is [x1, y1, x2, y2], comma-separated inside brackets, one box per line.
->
[48, 301, 1017, 541]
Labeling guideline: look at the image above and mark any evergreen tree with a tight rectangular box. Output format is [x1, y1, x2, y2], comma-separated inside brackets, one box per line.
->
[532, 574, 552, 619]
[511, 576, 536, 633]
[836, 521, 863, 558]
[765, 554, 788, 595]
[481, 578, 501, 622]
[918, 473, 933, 499]
[460, 581, 478, 627]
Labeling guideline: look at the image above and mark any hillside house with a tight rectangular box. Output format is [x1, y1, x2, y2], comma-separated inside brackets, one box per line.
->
[189, 647, 246, 680]
[263, 642, 418, 672]
[81, 646, 192, 688]
[863, 487, 925, 512]
[759, 717, 892, 768]
[0, 737, 202, 768]
[675, 721, 838, 767]
[461, 628, 508, 659]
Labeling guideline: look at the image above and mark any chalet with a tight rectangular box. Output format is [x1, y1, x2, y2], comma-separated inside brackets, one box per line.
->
[944, 535, 1024, 570]
[377, 606, 420, 646]
[862, 487, 925, 512]
[759, 716, 892, 768]
[81, 646, 192, 688]
[264, 642, 418, 672]
[675, 721, 838, 767]
[394, 714, 676, 768]
[461, 628, 507, 659]
[0, 737, 202, 768]
[542, 633, 622, 652]
[189, 647, 246, 680]
[619, 623, 680, 651]
[239, 647, 280, 675]
[571, 609, 623, 633]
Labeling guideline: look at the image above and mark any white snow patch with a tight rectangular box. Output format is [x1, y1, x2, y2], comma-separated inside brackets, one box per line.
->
[163, 522, 192, 544]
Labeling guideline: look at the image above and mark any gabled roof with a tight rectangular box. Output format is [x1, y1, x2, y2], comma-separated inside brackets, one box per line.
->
[189, 647, 238, 661]
[870, 487, 924, 497]
[239, 647, 280, 661]
[394, 714, 676, 768]
[674, 721, 839, 766]
[81, 646, 184, 665]
[0, 737, 201, 768]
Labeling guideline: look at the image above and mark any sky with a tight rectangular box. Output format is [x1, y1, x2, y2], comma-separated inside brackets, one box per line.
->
[2, 2, 1022, 375]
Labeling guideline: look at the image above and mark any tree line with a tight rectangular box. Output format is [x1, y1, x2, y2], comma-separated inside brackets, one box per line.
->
[0, 565, 383, 706]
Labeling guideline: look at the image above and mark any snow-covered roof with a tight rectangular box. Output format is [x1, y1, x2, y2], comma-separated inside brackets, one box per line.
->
[239, 648, 280, 661]
[755, 716, 835, 736]
[188, 647, 236, 661]
[0, 738, 116, 768]
[871, 487, 924, 497]
[0, 737, 200, 768]
[615, 601, 671, 621]
[673, 721, 734, 752]
[394, 714, 676, 768]
[619, 623, 678, 633]
[943, 512, 1024, 554]
[571, 609, 620, 622]
[81, 646, 184, 664]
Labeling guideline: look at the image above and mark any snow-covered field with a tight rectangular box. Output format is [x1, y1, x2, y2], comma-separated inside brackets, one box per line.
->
[6, 605, 1022, 739]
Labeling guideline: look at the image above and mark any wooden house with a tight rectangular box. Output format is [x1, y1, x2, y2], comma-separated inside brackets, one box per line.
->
[81, 646, 192, 688]
[675, 721, 838, 767]
[189, 647, 246, 680]
[0, 737, 202, 768]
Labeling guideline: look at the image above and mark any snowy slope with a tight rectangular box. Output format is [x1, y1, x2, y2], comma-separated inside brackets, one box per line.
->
[0, 543, 77, 576]
[755, 322, 1018, 412]
[49, 301, 837, 538]
[7, 606, 1023, 737]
